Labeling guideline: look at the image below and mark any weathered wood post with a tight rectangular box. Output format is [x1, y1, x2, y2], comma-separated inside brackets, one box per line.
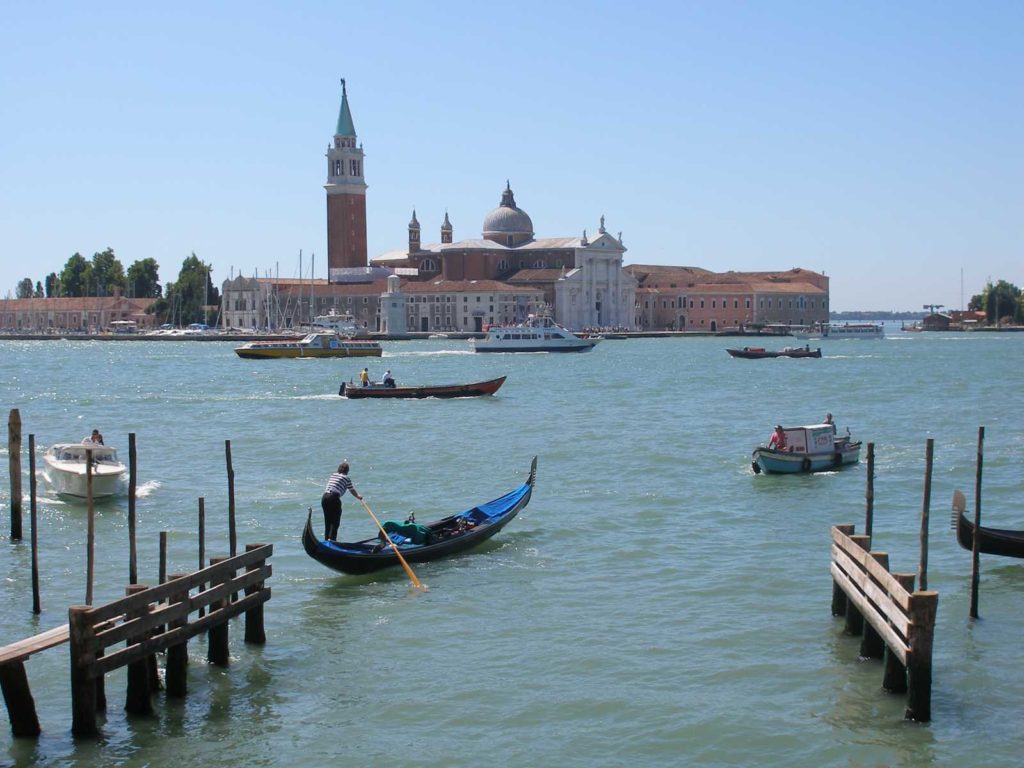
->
[128, 432, 138, 585]
[207, 557, 230, 666]
[831, 524, 855, 616]
[124, 584, 153, 716]
[198, 498, 206, 619]
[918, 438, 933, 591]
[905, 591, 939, 721]
[0, 661, 41, 737]
[864, 443, 875, 539]
[226, 440, 236, 559]
[85, 452, 95, 606]
[8, 408, 22, 540]
[244, 544, 268, 644]
[859, 552, 888, 659]
[165, 573, 190, 698]
[150, 531, 169, 691]
[159, 532, 168, 586]
[843, 534, 870, 636]
[69, 605, 99, 737]
[29, 434, 40, 614]
[883, 573, 915, 693]
[970, 426, 984, 619]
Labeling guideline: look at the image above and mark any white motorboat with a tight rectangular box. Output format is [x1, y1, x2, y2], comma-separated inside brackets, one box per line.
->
[471, 315, 600, 353]
[311, 310, 361, 336]
[42, 442, 128, 499]
[796, 322, 885, 340]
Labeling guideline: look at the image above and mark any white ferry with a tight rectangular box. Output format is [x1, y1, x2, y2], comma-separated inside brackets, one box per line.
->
[796, 322, 885, 340]
[471, 315, 600, 353]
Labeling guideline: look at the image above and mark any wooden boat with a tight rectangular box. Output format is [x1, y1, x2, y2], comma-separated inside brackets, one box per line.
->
[951, 489, 1024, 559]
[234, 332, 382, 359]
[726, 346, 822, 359]
[751, 424, 861, 474]
[339, 375, 506, 399]
[302, 457, 537, 575]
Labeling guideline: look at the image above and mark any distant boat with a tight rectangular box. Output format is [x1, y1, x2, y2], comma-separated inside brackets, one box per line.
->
[311, 310, 361, 336]
[795, 323, 884, 340]
[726, 346, 822, 359]
[339, 375, 507, 399]
[472, 315, 599, 353]
[234, 332, 382, 359]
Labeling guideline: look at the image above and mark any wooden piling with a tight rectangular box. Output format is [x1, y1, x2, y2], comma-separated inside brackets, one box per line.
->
[883, 573, 915, 693]
[244, 544, 268, 644]
[226, 440, 236, 558]
[207, 557, 230, 666]
[124, 584, 153, 716]
[859, 552, 888, 659]
[69, 605, 98, 737]
[970, 426, 984, 619]
[8, 408, 22, 540]
[85, 453, 94, 606]
[128, 432, 138, 585]
[843, 534, 870, 636]
[831, 524, 855, 616]
[905, 591, 939, 721]
[0, 661, 41, 737]
[165, 573, 190, 698]
[29, 434, 40, 615]
[198, 498, 206, 619]
[918, 438, 933, 591]
[159, 532, 167, 585]
[864, 443, 874, 540]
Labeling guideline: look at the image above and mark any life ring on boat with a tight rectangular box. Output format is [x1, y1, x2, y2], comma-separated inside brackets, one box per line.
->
[833, 452, 843, 468]
[801, 457, 812, 472]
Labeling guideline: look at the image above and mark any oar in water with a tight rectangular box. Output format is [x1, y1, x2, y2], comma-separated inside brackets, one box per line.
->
[359, 498, 426, 590]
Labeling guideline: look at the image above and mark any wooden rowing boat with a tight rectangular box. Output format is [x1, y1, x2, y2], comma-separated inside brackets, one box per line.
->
[338, 375, 506, 399]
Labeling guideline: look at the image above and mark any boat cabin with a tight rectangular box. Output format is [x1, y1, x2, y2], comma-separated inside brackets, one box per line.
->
[779, 424, 835, 453]
[49, 443, 120, 464]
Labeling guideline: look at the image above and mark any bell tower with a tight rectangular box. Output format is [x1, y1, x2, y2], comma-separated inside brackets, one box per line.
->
[325, 79, 368, 272]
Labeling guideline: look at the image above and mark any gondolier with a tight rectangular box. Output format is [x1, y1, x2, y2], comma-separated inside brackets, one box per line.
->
[321, 461, 363, 542]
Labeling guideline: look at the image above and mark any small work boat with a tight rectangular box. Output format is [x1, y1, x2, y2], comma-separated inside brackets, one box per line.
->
[339, 375, 507, 399]
[751, 424, 861, 474]
[726, 346, 822, 359]
[951, 489, 1024, 559]
[234, 332, 382, 359]
[472, 315, 599, 353]
[302, 457, 537, 575]
[42, 442, 128, 498]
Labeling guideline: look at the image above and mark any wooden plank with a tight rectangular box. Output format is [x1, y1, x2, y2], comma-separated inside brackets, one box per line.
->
[831, 563, 909, 664]
[832, 528, 913, 610]
[831, 546, 913, 638]
[0, 624, 70, 666]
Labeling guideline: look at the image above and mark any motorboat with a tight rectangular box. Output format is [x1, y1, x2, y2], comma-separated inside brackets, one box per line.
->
[471, 315, 599, 353]
[751, 423, 861, 474]
[234, 332, 382, 359]
[42, 442, 128, 498]
[339, 375, 507, 399]
[311, 310, 362, 336]
[726, 346, 822, 359]
[795, 323, 884, 340]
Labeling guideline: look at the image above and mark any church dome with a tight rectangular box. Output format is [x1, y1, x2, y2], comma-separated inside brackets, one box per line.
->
[482, 182, 534, 243]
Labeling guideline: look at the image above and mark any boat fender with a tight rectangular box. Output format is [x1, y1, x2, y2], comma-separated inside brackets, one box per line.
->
[751, 460, 761, 475]
[833, 452, 842, 468]
[801, 457, 812, 472]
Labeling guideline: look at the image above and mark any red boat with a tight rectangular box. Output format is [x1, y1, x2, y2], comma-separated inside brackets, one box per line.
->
[339, 375, 507, 399]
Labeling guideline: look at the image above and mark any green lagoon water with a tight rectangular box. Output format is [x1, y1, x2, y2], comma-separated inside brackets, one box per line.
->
[2, 329, 1023, 767]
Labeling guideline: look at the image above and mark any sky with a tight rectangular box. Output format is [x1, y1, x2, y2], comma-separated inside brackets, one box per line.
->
[1, 1, 1020, 311]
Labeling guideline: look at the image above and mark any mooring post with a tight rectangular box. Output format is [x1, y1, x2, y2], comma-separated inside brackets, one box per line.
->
[843, 534, 870, 636]
[918, 438, 933, 591]
[864, 443, 875, 540]
[905, 591, 938, 722]
[124, 584, 153, 716]
[85, 453, 95, 606]
[859, 552, 888, 659]
[207, 557, 230, 666]
[244, 544, 268, 644]
[227, 441, 237, 602]
[198, 497, 206, 619]
[831, 524, 855, 617]
[0, 661, 41, 738]
[159, 532, 167, 586]
[165, 573, 190, 698]
[128, 432, 138, 585]
[970, 426, 984, 620]
[8, 408, 23, 540]
[69, 605, 99, 738]
[29, 434, 40, 614]
[883, 573, 915, 693]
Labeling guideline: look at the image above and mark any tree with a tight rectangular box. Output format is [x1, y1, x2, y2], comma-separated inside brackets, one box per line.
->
[44, 273, 58, 298]
[164, 253, 219, 325]
[90, 247, 126, 296]
[126, 258, 162, 298]
[969, 280, 1023, 325]
[34, 281, 44, 298]
[58, 253, 91, 297]
[16, 278, 33, 299]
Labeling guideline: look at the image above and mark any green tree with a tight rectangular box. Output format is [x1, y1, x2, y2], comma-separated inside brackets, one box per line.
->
[58, 253, 91, 297]
[90, 247, 126, 296]
[34, 281, 44, 298]
[969, 280, 1022, 324]
[164, 253, 219, 325]
[16, 278, 33, 299]
[44, 273, 58, 298]
[126, 258, 162, 298]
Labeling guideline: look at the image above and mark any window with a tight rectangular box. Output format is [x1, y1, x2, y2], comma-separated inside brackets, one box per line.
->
[700, 299, 705, 309]
[733, 300, 739, 309]
[746, 299, 751, 309]
[498, 259, 509, 271]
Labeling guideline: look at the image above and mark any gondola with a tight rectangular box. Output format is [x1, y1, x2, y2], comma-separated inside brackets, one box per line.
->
[302, 457, 537, 575]
[951, 489, 1024, 559]
[339, 375, 506, 399]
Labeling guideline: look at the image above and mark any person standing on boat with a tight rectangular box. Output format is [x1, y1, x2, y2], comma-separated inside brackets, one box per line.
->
[321, 461, 363, 542]
[359, 368, 370, 387]
[823, 413, 836, 434]
[768, 425, 788, 451]
[83, 429, 104, 445]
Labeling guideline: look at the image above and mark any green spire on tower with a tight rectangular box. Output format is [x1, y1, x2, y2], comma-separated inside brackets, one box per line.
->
[335, 78, 356, 137]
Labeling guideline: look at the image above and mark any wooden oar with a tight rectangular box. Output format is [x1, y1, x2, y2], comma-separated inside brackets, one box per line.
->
[359, 498, 425, 590]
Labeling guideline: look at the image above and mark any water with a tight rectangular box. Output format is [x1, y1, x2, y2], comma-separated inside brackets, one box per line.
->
[1, 330, 1023, 767]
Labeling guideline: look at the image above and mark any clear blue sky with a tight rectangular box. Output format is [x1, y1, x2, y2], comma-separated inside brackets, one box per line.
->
[2, 1, 1020, 311]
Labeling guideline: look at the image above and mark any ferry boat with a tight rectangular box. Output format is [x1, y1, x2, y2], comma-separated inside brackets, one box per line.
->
[796, 322, 884, 340]
[234, 332, 382, 359]
[42, 442, 128, 498]
[471, 315, 600, 353]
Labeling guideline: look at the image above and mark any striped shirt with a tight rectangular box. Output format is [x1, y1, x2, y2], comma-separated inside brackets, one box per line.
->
[324, 472, 353, 497]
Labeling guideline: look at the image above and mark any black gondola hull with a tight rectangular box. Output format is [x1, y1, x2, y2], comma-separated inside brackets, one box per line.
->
[955, 510, 1024, 559]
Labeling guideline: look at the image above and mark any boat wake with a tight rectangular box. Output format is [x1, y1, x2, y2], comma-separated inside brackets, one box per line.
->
[136, 480, 161, 498]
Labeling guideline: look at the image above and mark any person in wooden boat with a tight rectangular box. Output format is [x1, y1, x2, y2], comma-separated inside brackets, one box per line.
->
[768, 425, 788, 451]
[359, 368, 370, 387]
[382, 369, 396, 388]
[321, 461, 364, 542]
[823, 412, 836, 434]
[83, 429, 104, 445]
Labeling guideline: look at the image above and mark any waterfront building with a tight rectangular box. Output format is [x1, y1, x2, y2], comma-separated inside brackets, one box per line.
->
[0, 294, 154, 333]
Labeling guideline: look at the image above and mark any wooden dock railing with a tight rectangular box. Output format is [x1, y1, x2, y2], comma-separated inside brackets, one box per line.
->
[830, 524, 938, 721]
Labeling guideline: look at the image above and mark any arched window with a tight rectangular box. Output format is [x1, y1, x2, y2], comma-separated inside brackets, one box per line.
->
[532, 259, 547, 268]
[420, 258, 437, 272]
[333, 160, 342, 176]
[497, 259, 509, 272]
